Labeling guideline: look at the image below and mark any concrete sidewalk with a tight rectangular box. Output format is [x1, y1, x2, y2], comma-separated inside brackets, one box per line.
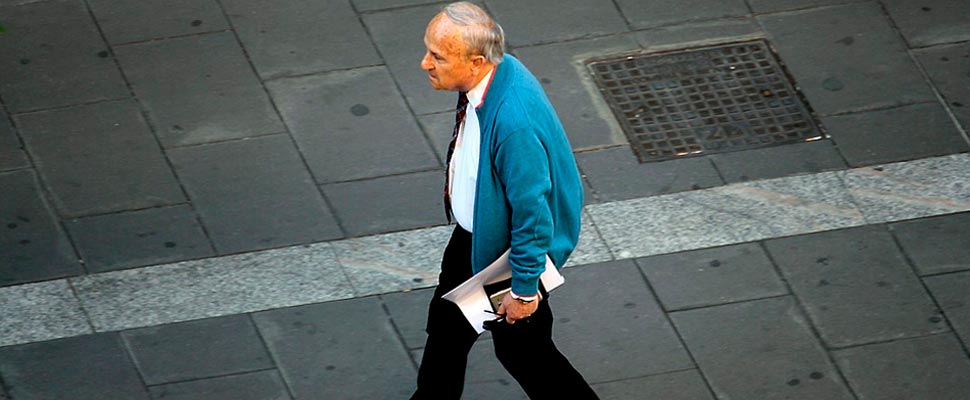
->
[1, 0, 969, 398]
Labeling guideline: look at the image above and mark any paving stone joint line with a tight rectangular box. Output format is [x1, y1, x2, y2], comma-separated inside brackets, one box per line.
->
[756, 241, 864, 398]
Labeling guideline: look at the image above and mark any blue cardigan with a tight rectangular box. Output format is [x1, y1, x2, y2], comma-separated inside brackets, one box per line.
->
[469, 55, 584, 297]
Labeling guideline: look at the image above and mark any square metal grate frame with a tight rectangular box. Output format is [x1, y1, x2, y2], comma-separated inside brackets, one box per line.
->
[587, 40, 825, 163]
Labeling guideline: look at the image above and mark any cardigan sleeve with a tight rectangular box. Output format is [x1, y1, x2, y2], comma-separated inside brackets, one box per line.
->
[493, 125, 554, 297]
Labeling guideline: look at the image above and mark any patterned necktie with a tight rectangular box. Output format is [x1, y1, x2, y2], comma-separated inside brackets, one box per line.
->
[444, 92, 469, 222]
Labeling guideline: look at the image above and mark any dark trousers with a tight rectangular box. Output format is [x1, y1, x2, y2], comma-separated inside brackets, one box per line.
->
[411, 227, 598, 400]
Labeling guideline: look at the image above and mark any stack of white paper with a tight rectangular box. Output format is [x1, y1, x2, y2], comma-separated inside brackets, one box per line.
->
[442, 249, 565, 334]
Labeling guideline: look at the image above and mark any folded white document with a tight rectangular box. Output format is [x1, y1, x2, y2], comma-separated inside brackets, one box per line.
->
[442, 249, 565, 334]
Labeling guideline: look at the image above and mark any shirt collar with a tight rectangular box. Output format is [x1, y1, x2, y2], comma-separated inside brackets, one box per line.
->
[466, 66, 495, 109]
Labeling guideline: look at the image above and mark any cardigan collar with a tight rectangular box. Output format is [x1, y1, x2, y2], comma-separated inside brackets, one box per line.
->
[476, 54, 519, 118]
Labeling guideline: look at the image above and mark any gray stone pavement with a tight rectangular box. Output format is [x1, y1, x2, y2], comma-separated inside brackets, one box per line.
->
[1, 0, 969, 398]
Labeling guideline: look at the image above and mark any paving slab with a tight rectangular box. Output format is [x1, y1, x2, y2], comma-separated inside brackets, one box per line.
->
[634, 18, 765, 52]
[841, 153, 970, 224]
[821, 102, 967, 167]
[115, 32, 285, 148]
[463, 379, 526, 400]
[512, 34, 640, 150]
[765, 225, 946, 347]
[883, 0, 970, 48]
[552, 260, 693, 382]
[576, 146, 724, 202]
[636, 243, 787, 311]
[267, 66, 438, 183]
[747, 0, 867, 13]
[331, 225, 450, 296]
[757, 2, 936, 115]
[352, 0, 444, 12]
[223, 0, 381, 79]
[614, 0, 748, 30]
[322, 170, 446, 238]
[670, 297, 854, 400]
[252, 297, 416, 400]
[87, 0, 228, 45]
[833, 333, 970, 400]
[0, 110, 28, 172]
[362, 3, 456, 115]
[914, 42, 970, 131]
[592, 369, 714, 400]
[416, 111, 452, 162]
[65, 205, 213, 273]
[15, 100, 185, 217]
[381, 287, 436, 350]
[0, 0, 128, 113]
[484, 0, 627, 47]
[0, 280, 91, 348]
[147, 369, 290, 400]
[710, 140, 847, 183]
[924, 270, 970, 348]
[168, 134, 341, 254]
[71, 242, 353, 332]
[589, 171, 864, 259]
[0, 333, 149, 400]
[122, 314, 273, 385]
[891, 212, 970, 276]
[0, 170, 80, 286]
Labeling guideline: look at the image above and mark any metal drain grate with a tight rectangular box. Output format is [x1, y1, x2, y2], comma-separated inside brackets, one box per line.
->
[587, 40, 824, 163]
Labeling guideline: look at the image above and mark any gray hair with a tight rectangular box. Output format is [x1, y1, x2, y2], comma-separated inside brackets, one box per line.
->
[441, 2, 505, 64]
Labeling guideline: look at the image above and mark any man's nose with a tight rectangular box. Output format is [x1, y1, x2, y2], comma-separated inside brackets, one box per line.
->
[420, 52, 433, 70]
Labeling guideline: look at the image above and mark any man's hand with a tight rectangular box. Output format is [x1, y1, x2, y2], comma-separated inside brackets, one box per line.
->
[497, 292, 539, 324]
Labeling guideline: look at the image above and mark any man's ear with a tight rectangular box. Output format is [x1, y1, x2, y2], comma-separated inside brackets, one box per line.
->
[471, 54, 487, 67]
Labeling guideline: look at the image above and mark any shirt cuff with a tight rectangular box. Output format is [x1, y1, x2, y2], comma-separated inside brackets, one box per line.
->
[510, 292, 540, 302]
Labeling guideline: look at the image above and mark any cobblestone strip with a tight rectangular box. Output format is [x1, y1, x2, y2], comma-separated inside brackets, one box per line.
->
[1, 153, 967, 348]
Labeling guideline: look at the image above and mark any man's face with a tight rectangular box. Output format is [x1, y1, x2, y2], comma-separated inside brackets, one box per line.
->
[421, 16, 482, 92]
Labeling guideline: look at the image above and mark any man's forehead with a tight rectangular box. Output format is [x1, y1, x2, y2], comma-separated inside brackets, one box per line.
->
[425, 16, 451, 41]
[424, 17, 464, 54]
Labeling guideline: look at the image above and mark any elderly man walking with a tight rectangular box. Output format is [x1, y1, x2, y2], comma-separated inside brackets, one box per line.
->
[411, 2, 599, 399]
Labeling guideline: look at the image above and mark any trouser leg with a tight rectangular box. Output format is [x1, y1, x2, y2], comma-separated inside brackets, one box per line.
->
[411, 227, 479, 400]
[491, 299, 599, 399]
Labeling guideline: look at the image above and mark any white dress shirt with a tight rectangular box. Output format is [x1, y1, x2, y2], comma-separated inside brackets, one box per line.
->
[449, 67, 494, 233]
